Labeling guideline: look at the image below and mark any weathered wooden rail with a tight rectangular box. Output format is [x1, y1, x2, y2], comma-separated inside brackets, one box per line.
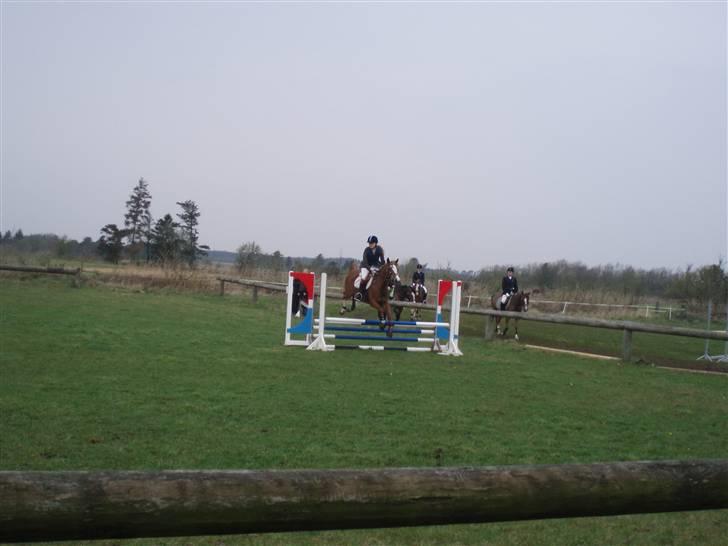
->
[0, 265, 81, 276]
[218, 277, 728, 361]
[217, 277, 288, 302]
[1, 460, 726, 543]
[0, 264, 83, 287]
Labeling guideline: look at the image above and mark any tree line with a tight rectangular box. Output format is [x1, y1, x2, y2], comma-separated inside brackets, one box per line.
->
[470, 260, 727, 305]
[2, 178, 208, 267]
[2, 192, 725, 304]
[97, 178, 208, 266]
[98, 178, 209, 267]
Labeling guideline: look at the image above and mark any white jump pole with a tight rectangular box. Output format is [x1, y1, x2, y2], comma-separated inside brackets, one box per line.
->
[284, 273, 296, 346]
[307, 273, 333, 351]
[440, 280, 463, 357]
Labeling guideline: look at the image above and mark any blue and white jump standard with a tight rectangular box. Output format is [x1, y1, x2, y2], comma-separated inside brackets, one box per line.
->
[284, 270, 316, 347]
[285, 271, 463, 356]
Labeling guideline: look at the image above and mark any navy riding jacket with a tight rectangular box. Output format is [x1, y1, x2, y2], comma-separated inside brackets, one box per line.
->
[412, 271, 425, 284]
[502, 275, 518, 295]
[361, 246, 385, 268]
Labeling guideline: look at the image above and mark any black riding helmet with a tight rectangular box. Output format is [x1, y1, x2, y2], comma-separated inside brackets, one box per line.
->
[507, 267, 514, 273]
[367, 235, 378, 244]
[416, 264, 423, 269]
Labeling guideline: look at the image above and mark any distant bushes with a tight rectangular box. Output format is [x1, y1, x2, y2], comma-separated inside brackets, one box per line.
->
[2, 230, 725, 309]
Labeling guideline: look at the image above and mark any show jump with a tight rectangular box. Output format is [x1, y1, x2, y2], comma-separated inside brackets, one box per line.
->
[284, 271, 463, 356]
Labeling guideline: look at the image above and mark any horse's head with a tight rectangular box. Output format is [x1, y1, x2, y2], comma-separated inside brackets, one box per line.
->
[521, 291, 530, 312]
[385, 258, 400, 286]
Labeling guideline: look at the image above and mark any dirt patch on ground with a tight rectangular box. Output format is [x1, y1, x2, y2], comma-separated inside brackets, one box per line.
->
[518, 338, 728, 374]
[636, 357, 728, 374]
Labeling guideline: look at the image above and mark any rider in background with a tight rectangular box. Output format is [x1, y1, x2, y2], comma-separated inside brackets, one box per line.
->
[501, 266, 518, 310]
[355, 235, 385, 300]
[411, 263, 428, 301]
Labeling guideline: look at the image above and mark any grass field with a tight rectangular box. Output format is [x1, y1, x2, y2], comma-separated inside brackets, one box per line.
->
[1, 275, 727, 545]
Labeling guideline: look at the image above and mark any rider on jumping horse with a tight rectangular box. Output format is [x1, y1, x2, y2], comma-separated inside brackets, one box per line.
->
[354, 235, 385, 301]
[501, 266, 518, 310]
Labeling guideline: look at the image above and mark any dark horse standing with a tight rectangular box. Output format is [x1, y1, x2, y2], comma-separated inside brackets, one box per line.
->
[392, 283, 428, 321]
[490, 290, 531, 340]
[341, 259, 401, 336]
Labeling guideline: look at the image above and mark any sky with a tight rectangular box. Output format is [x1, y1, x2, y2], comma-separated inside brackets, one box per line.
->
[1, 1, 726, 272]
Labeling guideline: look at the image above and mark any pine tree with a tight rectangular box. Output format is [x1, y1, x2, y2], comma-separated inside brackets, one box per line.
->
[97, 224, 128, 263]
[176, 200, 207, 266]
[124, 178, 152, 250]
[150, 214, 181, 266]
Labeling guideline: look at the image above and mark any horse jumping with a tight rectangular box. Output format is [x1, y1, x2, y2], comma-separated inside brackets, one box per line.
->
[340, 259, 401, 336]
[490, 290, 531, 340]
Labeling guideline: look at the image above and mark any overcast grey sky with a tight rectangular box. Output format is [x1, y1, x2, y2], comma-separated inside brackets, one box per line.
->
[2, 1, 726, 271]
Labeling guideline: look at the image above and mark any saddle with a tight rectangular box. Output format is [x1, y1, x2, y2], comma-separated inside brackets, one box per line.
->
[355, 267, 379, 301]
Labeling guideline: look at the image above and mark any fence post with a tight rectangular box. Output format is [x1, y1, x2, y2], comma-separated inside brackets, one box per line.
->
[484, 316, 495, 341]
[219, 280, 225, 296]
[622, 329, 632, 362]
[562, 302, 568, 314]
[252, 285, 259, 303]
[698, 300, 713, 361]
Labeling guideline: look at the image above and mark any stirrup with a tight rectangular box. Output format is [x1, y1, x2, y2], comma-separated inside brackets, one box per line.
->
[354, 292, 363, 302]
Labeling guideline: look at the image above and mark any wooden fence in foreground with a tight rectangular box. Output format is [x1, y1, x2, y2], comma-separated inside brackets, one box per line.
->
[217, 277, 728, 361]
[2, 460, 727, 543]
[0, 265, 81, 276]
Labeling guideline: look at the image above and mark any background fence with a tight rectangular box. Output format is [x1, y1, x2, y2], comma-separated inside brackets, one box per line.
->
[218, 277, 728, 362]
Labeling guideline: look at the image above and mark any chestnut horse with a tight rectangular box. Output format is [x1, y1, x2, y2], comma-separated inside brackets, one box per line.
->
[490, 290, 531, 340]
[341, 259, 401, 336]
[392, 282, 428, 321]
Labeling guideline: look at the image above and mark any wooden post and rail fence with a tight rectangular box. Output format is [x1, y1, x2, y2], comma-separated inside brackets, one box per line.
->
[0, 265, 81, 276]
[1, 460, 727, 542]
[0, 265, 83, 287]
[217, 277, 728, 361]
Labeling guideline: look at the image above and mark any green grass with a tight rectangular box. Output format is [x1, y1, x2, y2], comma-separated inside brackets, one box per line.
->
[1, 277, 727, 545]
